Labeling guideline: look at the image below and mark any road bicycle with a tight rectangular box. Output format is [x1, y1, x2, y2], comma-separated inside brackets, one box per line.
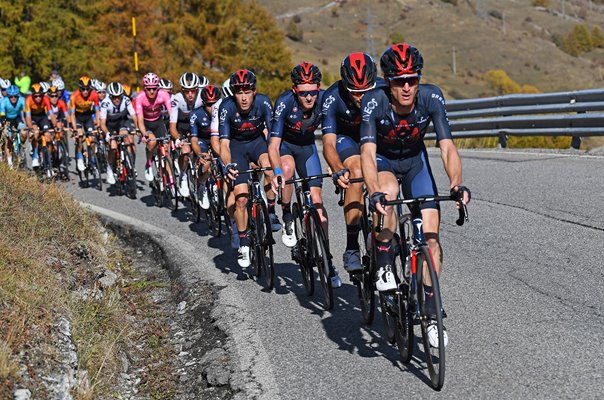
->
[279, 173, 334, 310]
[201, 156, 231, 238]
[74, 128, 102, 190]
[148, 135, 178, 211]
[232, 166, 275, 290]
[110, 132, 137, 198]
[335, 177, 376, 322]
[375, 192, 468, 390]
[1, 123, 26, 169]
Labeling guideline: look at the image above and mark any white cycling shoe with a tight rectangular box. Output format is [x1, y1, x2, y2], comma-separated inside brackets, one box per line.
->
[375, 265, 397, 291]
[343, 249, 362, 273]
[179, 178, 190, 198]
[281, 219, 297, 247]
[427, 321, 449, 348]
[106, 166, 116, 184]
[144, 166, 154, 182]
[238, 245, 251, 268]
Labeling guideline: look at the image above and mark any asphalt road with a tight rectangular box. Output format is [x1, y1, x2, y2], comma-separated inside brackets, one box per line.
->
[62, 144, 604, 399]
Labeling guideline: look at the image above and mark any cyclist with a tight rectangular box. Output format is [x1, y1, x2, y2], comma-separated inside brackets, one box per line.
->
[48, 86, 69, 129]
[136, 72, 172, 182]
[190, 84, 222, 209]
[0, 79, 11, 100]
[52, 79, 70, 106]
[198, 75, 210, 89]
[219, 69, 277, 267]
[25, 83, 56, 168]
[70, 76, 101, 172]
[360, 43, 471, 347]
[170, 72, 203, 198]
[268, 62, 342, 286]
[0, 85, 26, 168]
[321, 52, 380, 274]
[100, 82, 138, 185]
[95, 81, 107, 102]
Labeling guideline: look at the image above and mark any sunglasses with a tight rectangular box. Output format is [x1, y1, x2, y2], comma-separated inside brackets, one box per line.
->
[81, 87, 91, 92]
[182, 88, 197, 94]
[98, 91, 106, 95]
[49, 94, 59, 98]
[390, 75, 420, 86]
[110, 95, 122, 100]
[33, 94, 43, 98]
[145, 87, 158, 92]
[8, 95, 17, 99]
[296, 89, 320, 97]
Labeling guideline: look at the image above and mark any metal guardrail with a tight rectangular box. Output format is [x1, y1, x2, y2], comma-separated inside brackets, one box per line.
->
[426, 88, 604, 148]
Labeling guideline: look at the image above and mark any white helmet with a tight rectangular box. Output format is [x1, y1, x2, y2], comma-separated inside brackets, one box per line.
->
[222, 78, 233, 97]
[0, 79, 12, 89]
[179, 72, 200, 89]
[107, 82, 124, 97]
[159, 78, 173, 90]
[52, 79, 65, 91]
[198, 75, 210, 88]
[96, 81, 107, 92]
[40, 81, 51, 93]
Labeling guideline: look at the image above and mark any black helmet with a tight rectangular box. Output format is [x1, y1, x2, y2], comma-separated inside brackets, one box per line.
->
[200, 85, 222, 105]
[291, 62, 322, 85]
[340, 52, 377, 91]
[229, 69, 257, 92]
[380, 43, 423, 78]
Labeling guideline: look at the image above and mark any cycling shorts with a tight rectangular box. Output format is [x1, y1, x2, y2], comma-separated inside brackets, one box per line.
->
[176, 121, 190, 137]
[6, 118, 25, 131]
[75, 114, 95, 133]
[144, 118, 168, 138]
[376, 149, 439, 211]
[229, 135, 268, 186]
[280, 141, 322, 188]
[107, 119, 134, 134]
[31, 114, 50, 131]
[335, 134, 360, 163]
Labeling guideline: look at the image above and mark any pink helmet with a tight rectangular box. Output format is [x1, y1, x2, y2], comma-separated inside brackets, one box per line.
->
[143, 72, 160, 88]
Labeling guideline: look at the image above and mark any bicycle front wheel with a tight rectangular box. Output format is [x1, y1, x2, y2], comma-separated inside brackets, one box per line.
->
[308, 208, 332, 310]
[188, 171, 201, 223]
[416, 245, 445, 390]
[125, 152, 137, 199]
[255, 201, 274, 291]
[293, 202, 314, 296]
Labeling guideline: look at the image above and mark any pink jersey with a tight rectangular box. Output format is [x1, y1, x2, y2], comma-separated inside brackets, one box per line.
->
[135, 90, 172, 121]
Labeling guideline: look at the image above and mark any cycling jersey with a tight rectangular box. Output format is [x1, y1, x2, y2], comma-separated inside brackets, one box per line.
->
[270, 90, 325, 146]
[135, 90, 172, 122]
[0, 97, 25, 121]
[69, 89, 100, 116]
[218, 94, 272, 141]
[210, 98, 223, 136]
[50, 99, 69, 121]
[24, 95, 52, 116]
[170, 92, 203, 124]
[321, 78, 386, 141]
[189, 106, 214, 140]
[360, 84, 452, 159]
[99, 96, 135, 122]
[60, 90, 70, 105]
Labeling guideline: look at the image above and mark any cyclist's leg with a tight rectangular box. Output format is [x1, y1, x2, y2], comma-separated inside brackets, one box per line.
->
[277, 142, 296, 205]
[252, 137, 280, 231]
[230, 139, 252, 264]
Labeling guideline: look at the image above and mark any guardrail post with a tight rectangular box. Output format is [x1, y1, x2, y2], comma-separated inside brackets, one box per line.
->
[571, 136, 581, 150]
[498, 134, 507, 148]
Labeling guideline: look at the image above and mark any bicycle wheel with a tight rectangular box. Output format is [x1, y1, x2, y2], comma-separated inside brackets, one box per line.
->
[57, 141, 69, 180]
[248, 208, 261, 278]
[188, 171, 201, 223]
[416, 246, 445, 390]
[125, 152, 137, 199]
[162, 159, 178, 211]
[292, 202, 314, 296]
[255, 201, 274, 290]
[308, 208, 332, 310]
[353, 204, 375, 324]
[393, 223, 414, 363]
[152, 158, 164, 207]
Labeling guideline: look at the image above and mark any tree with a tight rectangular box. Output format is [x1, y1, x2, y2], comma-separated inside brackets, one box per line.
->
[572, 24, 593, 53]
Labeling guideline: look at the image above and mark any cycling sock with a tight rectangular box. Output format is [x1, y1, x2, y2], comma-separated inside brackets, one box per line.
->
[346, 224, 361, 251]
[238, 230, 250, 247]
[267, 198, 276, 214]
[375, 239, 392, 268]
[281, 202, 291, 216]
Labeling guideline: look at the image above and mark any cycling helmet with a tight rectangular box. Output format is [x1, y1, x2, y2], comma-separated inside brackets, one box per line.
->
[52, 78, 64, 91]
[198, 75, 210, 88]
[291, 62, 322, 85]
[0, 79, 11, 89]
[340, 52, 377, 91]
[222, 78, 233, 97]
[179, 72, 200, 89]
[107, 82, 124, 97]
[91, 78, 100, 90]
[48, 86, 60, 95]
[200, 85, 222, 105]
[142, 72, 160, 88]
[39, 81, 50, 93]
[122, 84, 132, 97]
[380, 43, 423, 78]
[31, 83, 44, 95]
[229, 69, 257, 92]
[95, 81, 107, 92]
[159, 78, 173, 90]
[6, 85, 19, 97]
[78, 76, 92, 89]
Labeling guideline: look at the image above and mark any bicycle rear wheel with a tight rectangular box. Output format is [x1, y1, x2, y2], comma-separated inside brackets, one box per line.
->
[57, 141, 69, 180]
[125, 152, 137, 199]
[293, 202, 314, 296]
[255, 201, 274, 290]
[308, 208, 332, 310]
[188, 171, 201, 223]
[416, 246, 445, 390]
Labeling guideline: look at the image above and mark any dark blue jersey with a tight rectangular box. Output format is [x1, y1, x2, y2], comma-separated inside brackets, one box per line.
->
[218, 94, 273, 141]
[189, 106, 213, 140]
[360, 84, 453, 159]
[270, 90, 324, 146]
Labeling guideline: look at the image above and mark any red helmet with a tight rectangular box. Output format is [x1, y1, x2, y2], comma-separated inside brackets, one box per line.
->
[200, 85, 222, 105]
[340, 52, 377, 91]
[229, 69, 257, 92]
[291, 62, 322, 85]
[380, 43, 423, 78]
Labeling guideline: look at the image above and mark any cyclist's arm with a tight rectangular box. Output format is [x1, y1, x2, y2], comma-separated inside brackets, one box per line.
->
[169, 122, 179, 140]
[322, 133, 344, 172]
[360, 142, 379, 195]
[220, 138, 231, 165]
[210, 134, 220, 157]
[137, 113, 146, 136]
[100, 118, 109, 134]
[191, 137, 202, 157]
[268, 136, 282, 172]
[439, 139, 462, 189]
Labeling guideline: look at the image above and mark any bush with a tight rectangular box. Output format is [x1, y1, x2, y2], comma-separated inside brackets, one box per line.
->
[484, 69, 541, 95]
[286, 19, 303, 42]
[532, 0, 549, 7]
[389, 31, 406, 44]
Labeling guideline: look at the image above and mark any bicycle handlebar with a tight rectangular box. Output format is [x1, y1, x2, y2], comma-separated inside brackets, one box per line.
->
[334, 177, 364, 206]
[375, 195, 469, 232]
[276, 173, 332, 205]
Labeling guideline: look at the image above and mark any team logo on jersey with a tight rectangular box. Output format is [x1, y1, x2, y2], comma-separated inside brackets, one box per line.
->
[322, 94, 335, 111]
[274, 102, 286, 118]
[219, 108, 228, 122]
[293, 107, 298, 113]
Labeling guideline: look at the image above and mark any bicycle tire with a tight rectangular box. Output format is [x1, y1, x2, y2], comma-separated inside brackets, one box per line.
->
[57, 141, 69, 180]
[256, 201, 274, 290]
[125, 152, 137, 199]
[152, 158, 164, 207]
[293, 202, 314, 296]
[355, 203, 376, 325]
[308, 208, 333, 310]
[208, 181, 223, 237]
[416, 246, 445, 390]
[248, 205, 261, 278]
[188, 171, 201, 223]
[393, 221, 414, 364]
[164, 158, 178, 211]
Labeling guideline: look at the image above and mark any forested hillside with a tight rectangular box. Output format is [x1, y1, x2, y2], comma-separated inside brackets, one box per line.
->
[0, 0, 293, 98]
